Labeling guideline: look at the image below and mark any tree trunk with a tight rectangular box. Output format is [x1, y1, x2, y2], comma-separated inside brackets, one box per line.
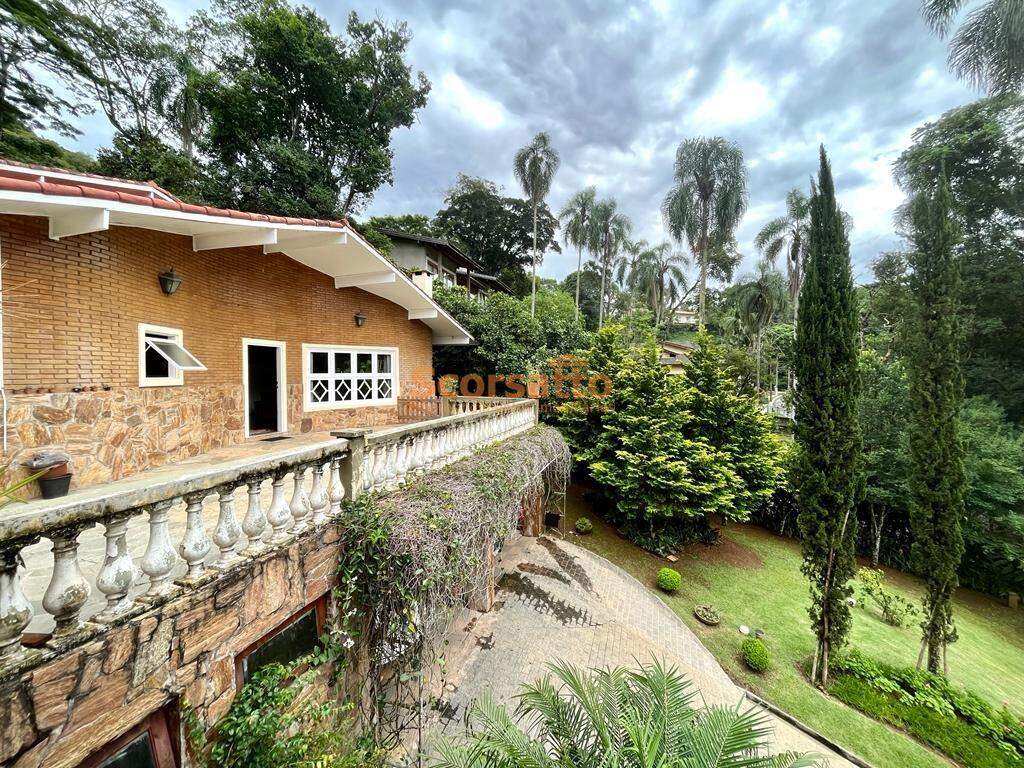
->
[598, 243, 608, 329]
[530, 204, 538, 317]
[574, 244, 583, 317]
[869, 505, 887, 567]
[697, 247, 708, 327]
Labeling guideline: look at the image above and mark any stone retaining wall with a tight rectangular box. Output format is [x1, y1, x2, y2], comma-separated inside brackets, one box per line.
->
[0, 522, 341, 768]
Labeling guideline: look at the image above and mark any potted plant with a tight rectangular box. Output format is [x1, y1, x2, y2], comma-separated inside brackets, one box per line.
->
[693, 604, 721, 626]
[24, 451, 72, 499]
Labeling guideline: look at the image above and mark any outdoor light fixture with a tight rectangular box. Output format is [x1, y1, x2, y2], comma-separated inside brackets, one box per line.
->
[354, 311, 367, 327]
[158, 268, 182, 295]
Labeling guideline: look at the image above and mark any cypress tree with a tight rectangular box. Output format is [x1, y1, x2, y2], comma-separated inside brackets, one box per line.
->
[906, 172, 965, 674]
[793, 147, 860, 687]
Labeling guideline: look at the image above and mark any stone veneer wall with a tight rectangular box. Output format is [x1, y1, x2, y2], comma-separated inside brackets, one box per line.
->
[0, 523, 342, 768]
[5, 384, 402, 494]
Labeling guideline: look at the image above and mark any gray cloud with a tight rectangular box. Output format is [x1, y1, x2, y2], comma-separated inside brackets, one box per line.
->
[63, 0, 974, 283]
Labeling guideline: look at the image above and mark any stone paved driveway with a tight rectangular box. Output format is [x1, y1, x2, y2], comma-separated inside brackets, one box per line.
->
[424, 533, 855, 767]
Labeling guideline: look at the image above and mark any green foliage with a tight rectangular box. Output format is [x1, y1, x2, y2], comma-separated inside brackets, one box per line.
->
[200, 3, 429, 217]
[896, 95, 1024, 421]
[96, 128, 205, 201]
[959, 396, 1024, 596]
[432, 660, 820, 767]
[657, 567, 681, 592]
[855, 568, 919, 627]
[434, 174, 559, 290]
[192, 662, 379, 768]
[793, 148, 861, 686]
[906, 172, 966, 673]
[532, 288, 591, 356]
[831, 649, 1024, 766]
[561, 267, 602, 330]
[741, 637, 770, 673]
[574, 516, 593, 535]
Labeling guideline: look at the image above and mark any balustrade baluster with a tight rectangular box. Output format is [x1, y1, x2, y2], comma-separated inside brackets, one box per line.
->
[361, 449, 373, 493]
[267, 474, 292, 542]
[309, 462, 330, 525]
[329, 456, 344, 514]
[0, 541, 35, 661]
[141, 500, 177, 597]
[213, 485, 242, 568]
[385, 442, 399, 488]
[395, 440, 408, 485]
[289, 466, 311, 531]
[242, 479, 266, 555]
[373, 444, 388, 491]
[95, 514, 137, 622]
[179, 493, 212, 582]
[43, 525, 92, 636]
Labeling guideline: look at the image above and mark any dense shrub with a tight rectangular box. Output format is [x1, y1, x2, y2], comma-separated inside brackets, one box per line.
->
[741, 637, 769, 673]
[831, 649, 1024, 765]
[656, 567, 681, 593]
[574, 517, 593, 534]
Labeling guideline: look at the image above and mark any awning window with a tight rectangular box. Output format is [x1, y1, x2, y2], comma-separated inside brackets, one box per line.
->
[145, 338, 206, 371]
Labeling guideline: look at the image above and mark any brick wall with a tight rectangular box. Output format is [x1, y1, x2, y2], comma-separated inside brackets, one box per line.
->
[0, 214, 437, 486]
[0, 523, 342, 768]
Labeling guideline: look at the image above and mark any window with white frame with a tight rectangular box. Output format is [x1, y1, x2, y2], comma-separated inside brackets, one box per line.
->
[304, 345, 397, 409]
[138, 324, 206, 387]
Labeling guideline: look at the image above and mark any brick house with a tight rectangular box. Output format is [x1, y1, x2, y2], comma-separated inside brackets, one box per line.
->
[0, 160, 472, 490]
[0, 162, 549, 768]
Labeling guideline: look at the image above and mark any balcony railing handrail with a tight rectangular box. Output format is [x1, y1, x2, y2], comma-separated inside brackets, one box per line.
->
[0, 397, 539, 672]
[0, 438, 350, 546]
[370, 398, 534, 443]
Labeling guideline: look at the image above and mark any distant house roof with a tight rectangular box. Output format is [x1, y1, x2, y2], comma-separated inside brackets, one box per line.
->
[379, 227, 513, 294]
[659, 339, 696, 368]
[0, 159, 473, 345]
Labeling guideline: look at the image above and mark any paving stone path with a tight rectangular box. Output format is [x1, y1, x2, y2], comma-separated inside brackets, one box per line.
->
[425, 533, 855, 767]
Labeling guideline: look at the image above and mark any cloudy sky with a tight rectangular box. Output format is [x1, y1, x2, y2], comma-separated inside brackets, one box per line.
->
[63, 0, 974, 283]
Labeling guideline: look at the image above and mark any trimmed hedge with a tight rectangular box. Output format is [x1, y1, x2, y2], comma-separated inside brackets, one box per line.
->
[741, 637, 769, 673]
[656, 567, 681, 593]
[575, 517, 593, 535]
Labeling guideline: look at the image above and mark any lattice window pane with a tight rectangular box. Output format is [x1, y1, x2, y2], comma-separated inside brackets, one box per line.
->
[335, 379, 352, 401]
[357, 354, 372, 374]
[356, 379, 373, 400]
[377, 354, 392, 374]
[310, 379, 329, 404]
[377, 378, 392, 399]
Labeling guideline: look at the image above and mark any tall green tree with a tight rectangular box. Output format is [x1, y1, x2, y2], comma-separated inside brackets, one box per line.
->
[734, 262, 787, 392]
[435, 174, 559, 293]
[897, 95, 1024, 421]
[662, 137, 747, 325]
[906, 172, 966, 674]
[558, 186, 596, 315]
[513, 131, 560, 316]
[0, 0, 96, 141]
[616, 241, 691, 329]
[793, 147, 860, 688]
[588, 198, 631, 329]
[201, 2, 428, 218]
[922, 0, 1024, 94]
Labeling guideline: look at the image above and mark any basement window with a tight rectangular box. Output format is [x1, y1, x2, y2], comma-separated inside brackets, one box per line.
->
[235, 595, 328, 686]
[139, 324, 206, 387]
[80, 707, 178, 768]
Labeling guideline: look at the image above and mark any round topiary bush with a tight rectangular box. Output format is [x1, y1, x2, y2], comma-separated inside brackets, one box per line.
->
[656, 567, 681, 593]
[741, 637, 769, 673]
[575, 517, 593, 535]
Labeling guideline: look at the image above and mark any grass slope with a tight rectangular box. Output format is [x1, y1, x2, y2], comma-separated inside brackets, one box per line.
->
[566, 486, 1024, 768]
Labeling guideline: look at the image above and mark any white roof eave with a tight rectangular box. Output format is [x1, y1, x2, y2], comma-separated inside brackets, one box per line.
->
[0, 189, 474, 346]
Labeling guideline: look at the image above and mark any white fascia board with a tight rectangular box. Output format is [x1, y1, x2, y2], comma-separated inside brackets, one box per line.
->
[333, 271, 396, 289]
[408, 308, 438, 320]
[265, 232, 347, 253]
[193, 228, 278, 251]
[48, 207, 109, 239]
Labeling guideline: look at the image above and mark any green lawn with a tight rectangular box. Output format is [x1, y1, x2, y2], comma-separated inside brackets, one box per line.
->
[565, 485, 1024, 768]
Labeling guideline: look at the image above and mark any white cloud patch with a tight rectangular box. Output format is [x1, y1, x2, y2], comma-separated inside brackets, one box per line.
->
[434, 73, 508, 131]
[692, 66, 775, 128]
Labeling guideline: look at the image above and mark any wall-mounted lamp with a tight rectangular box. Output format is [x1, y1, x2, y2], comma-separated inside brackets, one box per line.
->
[158, 268, 182, 295]
[354, 311, 367, 328]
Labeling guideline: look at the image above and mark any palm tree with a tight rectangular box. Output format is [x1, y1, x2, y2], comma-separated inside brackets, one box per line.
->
[663, 137, 748, 327]
[618, 241, 691, 328]
[513, 132, 560, 316]
[432, 660, 822, 768]
[736, 263, 788, 392]
[922, 0, 1024, 94]
[588, 198, 631, 329]
[754, 188, 811, 333]
[558, 187, 596, 316]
